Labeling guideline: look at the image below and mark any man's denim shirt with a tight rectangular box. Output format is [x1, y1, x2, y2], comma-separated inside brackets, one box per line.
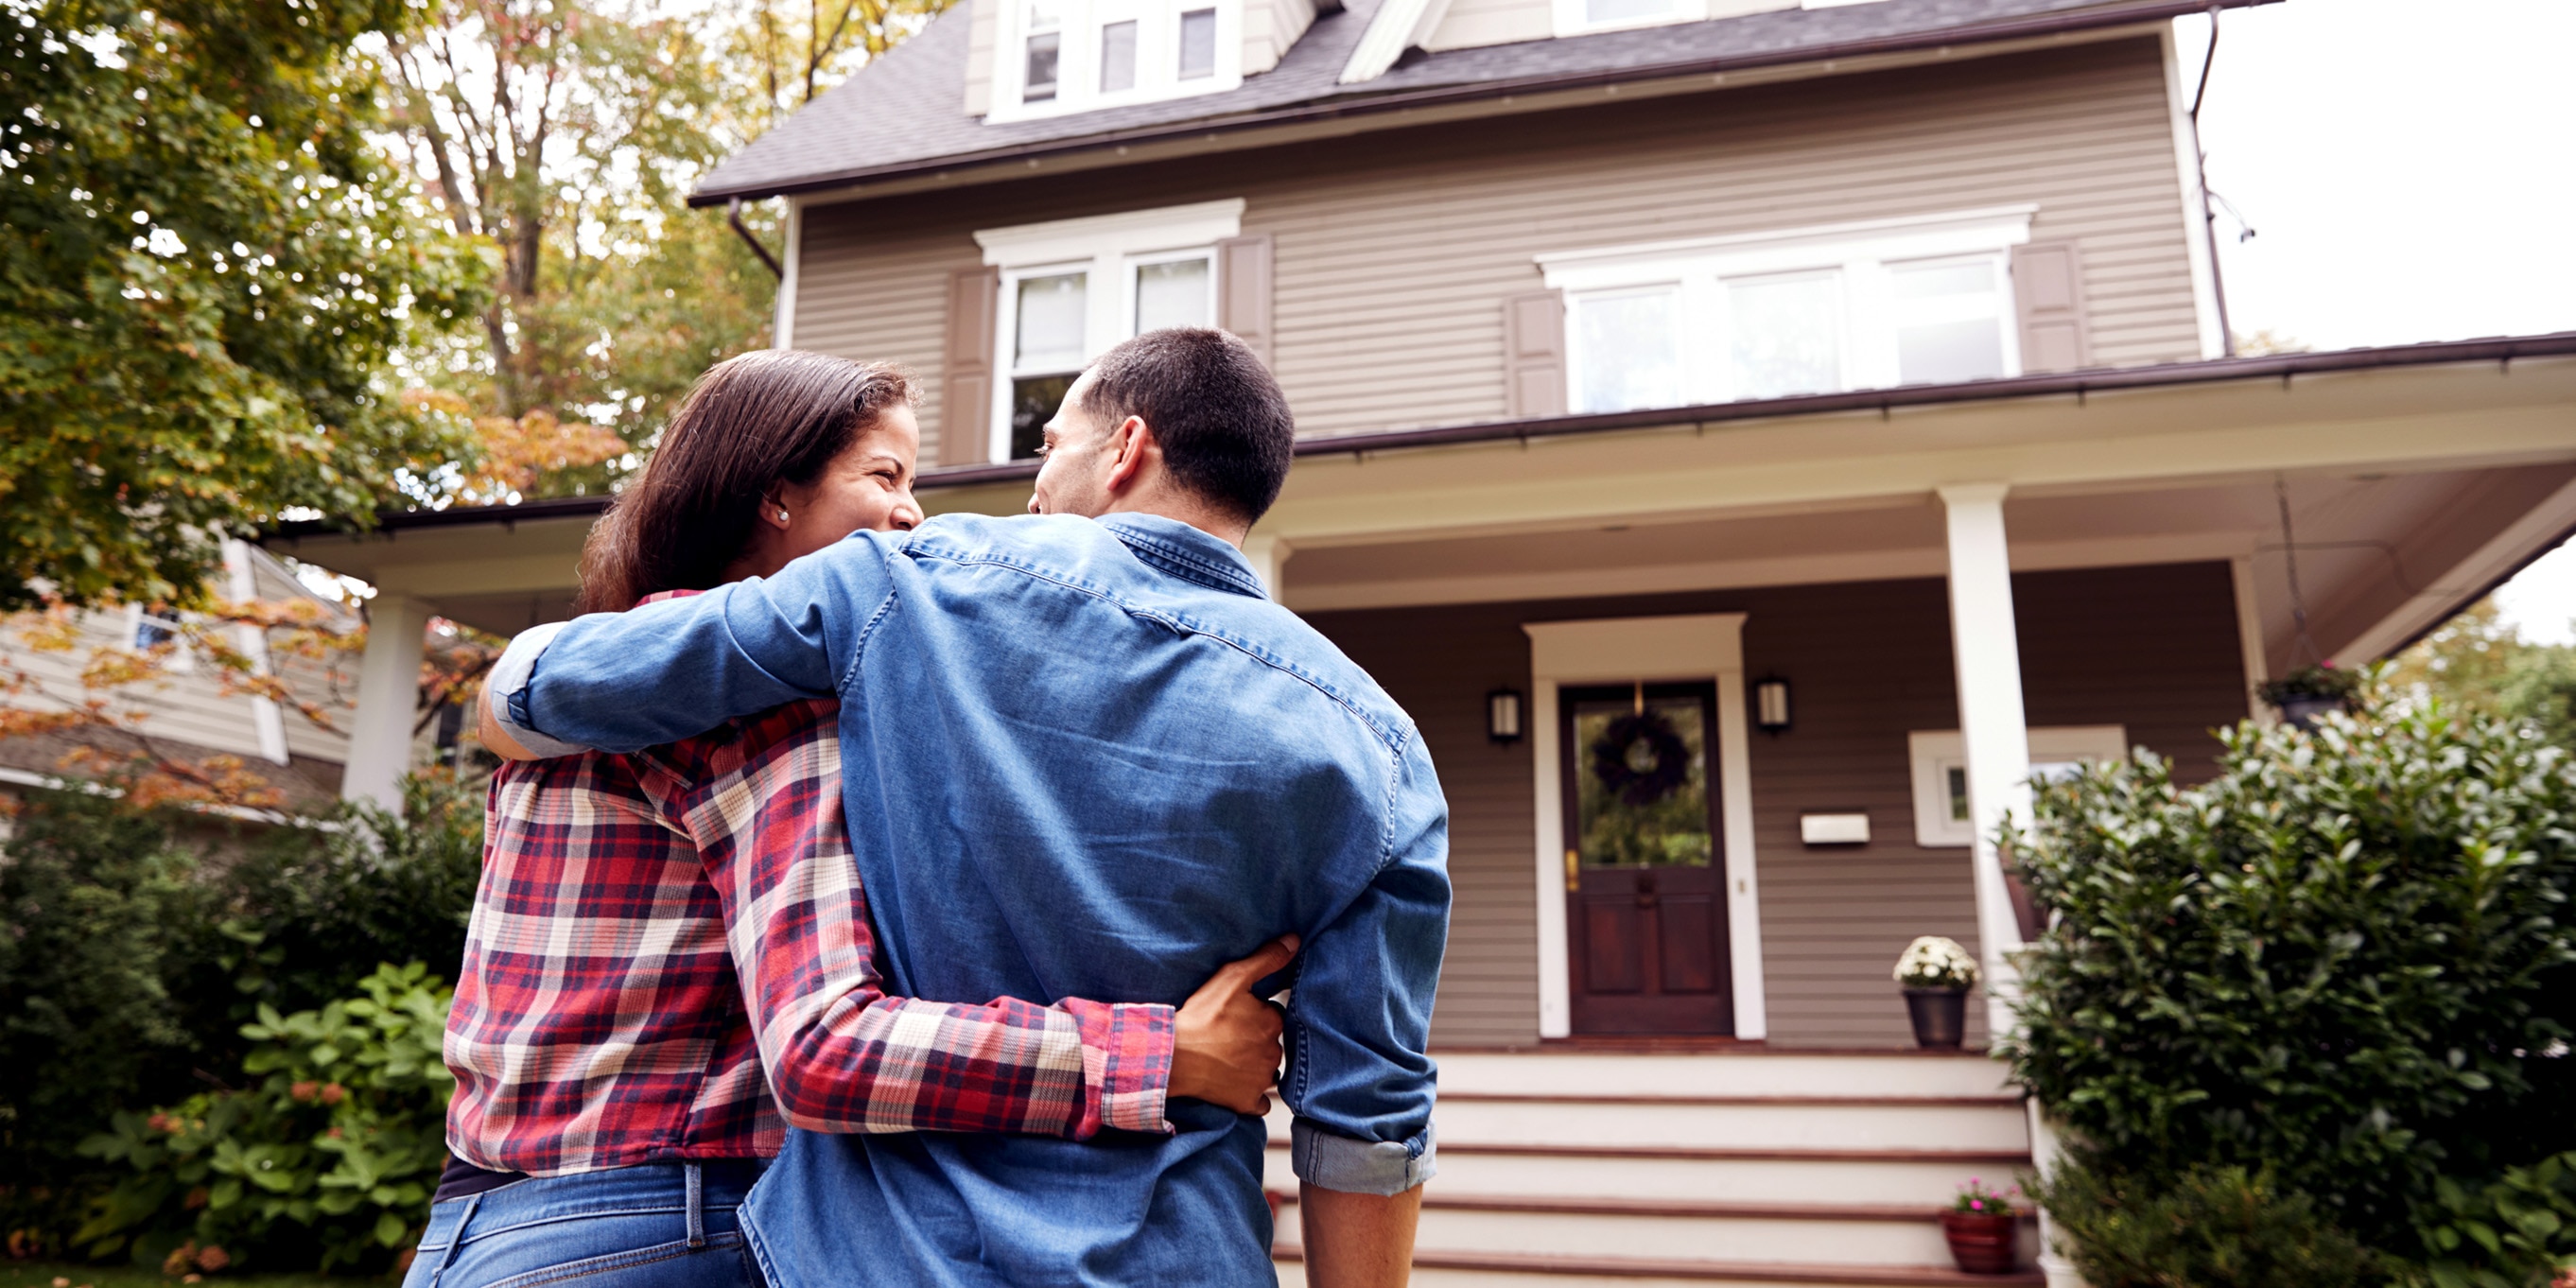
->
[490, 513, 1449, 1286]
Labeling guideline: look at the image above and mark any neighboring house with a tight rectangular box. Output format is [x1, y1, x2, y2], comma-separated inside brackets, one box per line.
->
[267, 0, 2576, 1280]
[0, 541, 410, 818]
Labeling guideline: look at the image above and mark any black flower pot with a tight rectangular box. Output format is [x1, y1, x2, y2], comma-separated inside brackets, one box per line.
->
[2275, 694, 2347, 729]
[1904, 986, 1969, 1050]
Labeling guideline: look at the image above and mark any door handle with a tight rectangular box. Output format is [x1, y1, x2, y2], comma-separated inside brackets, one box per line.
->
[1564, 849, 1580, 892]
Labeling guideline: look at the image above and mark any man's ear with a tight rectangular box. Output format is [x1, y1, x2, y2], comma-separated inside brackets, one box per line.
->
[1104, 414, 1154, 495]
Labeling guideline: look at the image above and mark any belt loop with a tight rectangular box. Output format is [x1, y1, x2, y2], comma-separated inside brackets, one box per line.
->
[685, 1162, 706, 1250]
[424, 1192, 482, 1288]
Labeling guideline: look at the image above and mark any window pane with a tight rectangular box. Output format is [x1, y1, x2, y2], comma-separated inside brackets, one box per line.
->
[1572, 691, 1713, 869]
[1011, 374, 1076, 461]
[1897, 319, 2006, 385]
[1890, 258, 2005, 385]
[1586, 0, 1672, 23]
[1178, 9, 1216, 78]
[1892, 261, 1993, 299]
[1575, 289, 1680, 413]
[1014, 271, 1088, 372]
[1100, 20, 1137, 92]
[1022, 31, 1060, 100]
[1135, 257, 1210, 333]
[1727, 273, 1841, 399]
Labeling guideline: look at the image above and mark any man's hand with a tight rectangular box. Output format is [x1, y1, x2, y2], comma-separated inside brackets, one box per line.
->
[1301, 1183, 1423, 1288]
[1170, 934, 1297, 1114]
[477, 685, 541, 762]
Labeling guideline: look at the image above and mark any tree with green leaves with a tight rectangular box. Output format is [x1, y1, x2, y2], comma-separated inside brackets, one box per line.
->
[2391, 597, 2576, 749]
[0, 0, 487, 610]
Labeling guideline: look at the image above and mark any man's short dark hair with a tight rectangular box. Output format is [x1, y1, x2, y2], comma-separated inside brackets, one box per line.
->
[1081, 328, 1295, 524]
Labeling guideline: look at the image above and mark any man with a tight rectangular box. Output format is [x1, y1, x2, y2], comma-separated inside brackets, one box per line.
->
[481, 328, 1446, 1287]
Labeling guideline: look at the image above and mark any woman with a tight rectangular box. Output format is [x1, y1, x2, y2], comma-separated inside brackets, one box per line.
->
[411, 351, 1291, 1288]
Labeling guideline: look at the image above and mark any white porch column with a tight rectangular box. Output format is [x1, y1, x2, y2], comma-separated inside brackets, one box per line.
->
[1242, 534, 1293, 602]
[1937, 484, 2031, 1037]
[341, 592, 431, 814]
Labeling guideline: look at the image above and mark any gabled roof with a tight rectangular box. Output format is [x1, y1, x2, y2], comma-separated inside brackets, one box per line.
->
[691, 0, 2271, 205]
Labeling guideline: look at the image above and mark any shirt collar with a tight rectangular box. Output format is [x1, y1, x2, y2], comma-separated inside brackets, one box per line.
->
[1097, 513, 1268, 600]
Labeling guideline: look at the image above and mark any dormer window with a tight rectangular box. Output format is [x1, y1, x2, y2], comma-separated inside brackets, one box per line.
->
[992, 0, 1243, 121]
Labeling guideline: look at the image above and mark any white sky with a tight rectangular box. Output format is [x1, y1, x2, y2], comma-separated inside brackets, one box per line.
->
[2175, 0, 2576, 644]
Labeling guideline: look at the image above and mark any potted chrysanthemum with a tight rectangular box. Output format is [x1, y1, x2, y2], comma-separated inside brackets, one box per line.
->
[1893, 935, 1976, 1049]
[1940, 1177, 2021, 1274]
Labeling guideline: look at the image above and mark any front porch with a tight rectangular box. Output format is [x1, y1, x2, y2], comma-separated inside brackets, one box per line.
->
[1269, 1049, 2041, 1285]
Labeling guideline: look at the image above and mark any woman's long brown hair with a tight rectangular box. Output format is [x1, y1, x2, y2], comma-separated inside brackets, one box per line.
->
[575, 350, 915, 614]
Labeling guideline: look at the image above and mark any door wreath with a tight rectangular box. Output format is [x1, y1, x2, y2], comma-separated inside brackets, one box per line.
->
[1590, 709, 1692, 806]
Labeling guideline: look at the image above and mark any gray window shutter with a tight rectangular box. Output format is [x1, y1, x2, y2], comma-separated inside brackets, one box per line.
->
[2010, 240, 2089, 374]
[941, 266, 1000, 466]
[1215, 234, 1275, 367]
[1505, 289, 1567, 418]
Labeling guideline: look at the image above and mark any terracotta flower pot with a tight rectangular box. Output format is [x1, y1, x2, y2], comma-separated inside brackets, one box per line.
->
[1903, 986, 1968, 1050]
[1941, 1210, 2019, 1274]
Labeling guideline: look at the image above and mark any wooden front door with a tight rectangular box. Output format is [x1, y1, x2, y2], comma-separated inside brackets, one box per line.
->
[1561, 682, 1733, 1036]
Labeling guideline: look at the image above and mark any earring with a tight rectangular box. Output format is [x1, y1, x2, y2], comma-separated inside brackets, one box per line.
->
[776, 508, 790, 521]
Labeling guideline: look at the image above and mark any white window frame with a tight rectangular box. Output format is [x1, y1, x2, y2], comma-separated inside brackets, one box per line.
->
[126, 603, 197, 672]
[976, 200, 1244, 461]
[1540, 205, 2038, 413]
[988, 0, 1243, 123]
[1907, 724, 2129, 848]
[1553, 0, 1708, 38]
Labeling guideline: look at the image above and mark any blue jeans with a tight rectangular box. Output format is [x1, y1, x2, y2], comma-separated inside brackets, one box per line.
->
[403, 1161, 766, 1288]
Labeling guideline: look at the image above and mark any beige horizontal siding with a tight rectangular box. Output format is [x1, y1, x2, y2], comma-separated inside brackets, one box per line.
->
[1302, 560, 2249, 1049]
[792, 221, 984, 466]
[795, 36, 2201, 442]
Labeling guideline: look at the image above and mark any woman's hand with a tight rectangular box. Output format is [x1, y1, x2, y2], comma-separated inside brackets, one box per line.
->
[1170, 935, 1298, 1115]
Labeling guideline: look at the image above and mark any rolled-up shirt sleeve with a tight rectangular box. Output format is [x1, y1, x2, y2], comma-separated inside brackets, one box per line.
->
[1280, 730, 1451, 1195]
[491, 533, 898, 757]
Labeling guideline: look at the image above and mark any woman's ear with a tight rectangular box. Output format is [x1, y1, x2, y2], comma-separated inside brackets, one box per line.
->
[757, 490, 793, 531]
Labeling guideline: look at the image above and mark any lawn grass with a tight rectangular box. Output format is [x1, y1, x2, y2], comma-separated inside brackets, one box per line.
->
[0, 1264, 377, 1288]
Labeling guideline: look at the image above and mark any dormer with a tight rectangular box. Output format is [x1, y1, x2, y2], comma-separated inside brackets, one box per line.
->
[966, 0, 1323, 121]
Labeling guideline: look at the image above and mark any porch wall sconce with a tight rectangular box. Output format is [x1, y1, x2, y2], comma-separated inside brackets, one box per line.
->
[1754, 677, 1792, 733]
[1487, 688, 1524, 743]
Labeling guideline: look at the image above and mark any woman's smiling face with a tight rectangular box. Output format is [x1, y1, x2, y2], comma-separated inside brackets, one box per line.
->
[743, 404, 925, 578]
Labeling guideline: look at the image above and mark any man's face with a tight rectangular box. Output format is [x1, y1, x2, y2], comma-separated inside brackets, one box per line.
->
[1028, 368, 1119, 517]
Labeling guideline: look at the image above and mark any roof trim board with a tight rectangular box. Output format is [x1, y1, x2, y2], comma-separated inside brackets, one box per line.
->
[267, 331, 2576, 540]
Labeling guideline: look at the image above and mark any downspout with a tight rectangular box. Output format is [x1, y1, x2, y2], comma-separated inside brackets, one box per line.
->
[2187, 5, 2236, 357]
[728, 197, 785, 280]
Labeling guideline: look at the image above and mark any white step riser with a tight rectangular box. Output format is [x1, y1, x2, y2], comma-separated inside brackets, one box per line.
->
[1273, 1200, 2016, 1268]
[1414, 1100, 2030, 1152]
[1433, 1053, 2018, 1100]
[1279, 1264, 1976, 1288]
[1262, 1147, 2023, 1206]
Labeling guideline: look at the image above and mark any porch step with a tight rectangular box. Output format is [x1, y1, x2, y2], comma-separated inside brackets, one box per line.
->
[1264, 1052, 2038, 1284]
[1274, 1248, 2044, 1287]
[1270, 1192, 2024, 1267]
[1431, 1051, 2020, 1101]
[1263, 1143, 2028, 1206]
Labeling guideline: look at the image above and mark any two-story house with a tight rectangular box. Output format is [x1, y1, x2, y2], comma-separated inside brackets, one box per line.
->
[267, 0, 2576, 1280]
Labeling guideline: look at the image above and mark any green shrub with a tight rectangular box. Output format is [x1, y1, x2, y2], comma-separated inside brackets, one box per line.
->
[0, 773, 481, 1260]
[2413, 1151, 2576, 1288]
[2038, 1152, 2385, 1288]
[2006, 699, 2576, 1276]
[75, 963, 456, 1275]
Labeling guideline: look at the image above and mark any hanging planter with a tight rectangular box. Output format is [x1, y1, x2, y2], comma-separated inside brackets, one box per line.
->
[1893, 935, 1976, 1051]
[2257, 662, 2363, 728]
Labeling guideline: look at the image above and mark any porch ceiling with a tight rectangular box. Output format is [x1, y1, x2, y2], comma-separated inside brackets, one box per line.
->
[265, 350, 2576, 653]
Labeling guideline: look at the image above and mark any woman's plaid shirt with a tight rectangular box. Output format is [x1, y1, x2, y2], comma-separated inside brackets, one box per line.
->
[445, 684, 1175, 1176]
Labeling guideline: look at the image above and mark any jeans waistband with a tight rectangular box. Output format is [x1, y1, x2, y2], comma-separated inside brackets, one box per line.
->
[425, 1160, 766, 1243]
